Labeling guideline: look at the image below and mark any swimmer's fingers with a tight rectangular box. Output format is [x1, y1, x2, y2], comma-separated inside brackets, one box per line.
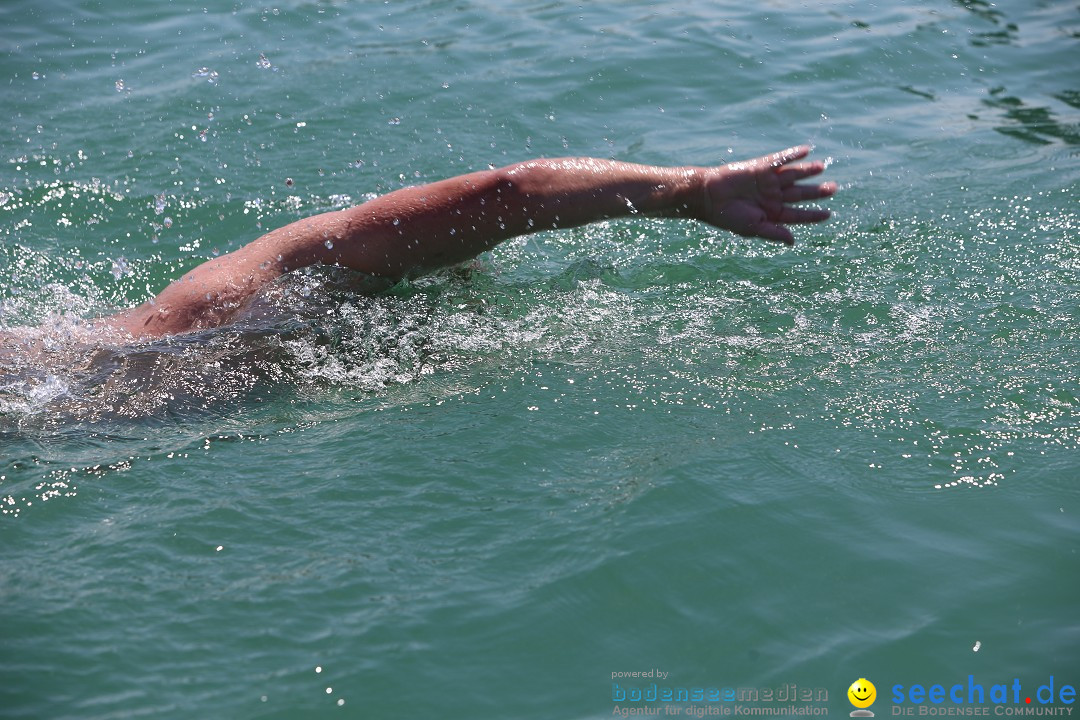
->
[776, 161, 828, 185]
[781, 180, 838, 204]
[755, 222, 796, 246]
[754, 207, 831, 247]
[764, 145, 812, 167]
[778, 205, 832, 225]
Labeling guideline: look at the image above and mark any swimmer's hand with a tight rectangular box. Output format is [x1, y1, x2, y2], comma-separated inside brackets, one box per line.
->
[697, 145, 837, 246]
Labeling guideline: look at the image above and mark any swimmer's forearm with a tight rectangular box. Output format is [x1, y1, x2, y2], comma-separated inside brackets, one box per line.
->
[305, 159, 704, 278]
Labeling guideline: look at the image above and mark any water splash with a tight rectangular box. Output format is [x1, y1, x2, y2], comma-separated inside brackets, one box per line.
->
[1, 183, 1075, 518]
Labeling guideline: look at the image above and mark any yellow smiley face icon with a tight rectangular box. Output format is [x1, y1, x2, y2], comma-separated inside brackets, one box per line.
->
[848, 678, 876, 709]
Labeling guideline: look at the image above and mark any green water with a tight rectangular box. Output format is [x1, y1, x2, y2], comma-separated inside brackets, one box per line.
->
[2, 1, 1078, 718]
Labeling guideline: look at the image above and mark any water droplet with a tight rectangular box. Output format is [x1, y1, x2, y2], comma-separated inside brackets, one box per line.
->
[324, 239, 334, 249]
[163, 216, 173, 228]
[192, 67, 219, 85]
[115, 79, 126, 92]
[153, 193, 167, 215]
[32, 71, 42, 80]
[392, 218, 400, 226]
[387, 117, 401, 126]
[110, 257, 130, 279]
[285, 177, 294, 187]
[256, 53, 272, 69]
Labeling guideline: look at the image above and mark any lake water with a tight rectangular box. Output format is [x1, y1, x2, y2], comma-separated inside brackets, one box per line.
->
[1, 0, 1078, 718]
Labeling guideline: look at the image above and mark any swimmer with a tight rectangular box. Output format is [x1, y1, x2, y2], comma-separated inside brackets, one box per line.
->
[92, 145, 836, 340]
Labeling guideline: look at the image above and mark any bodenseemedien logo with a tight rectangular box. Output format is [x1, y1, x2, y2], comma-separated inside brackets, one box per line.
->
[848, 678, 877, 717]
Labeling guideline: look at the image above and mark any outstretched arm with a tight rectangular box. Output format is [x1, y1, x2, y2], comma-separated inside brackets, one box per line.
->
[104, 145, 835, 339]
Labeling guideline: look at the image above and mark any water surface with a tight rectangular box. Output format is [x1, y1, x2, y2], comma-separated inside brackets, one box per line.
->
[1, 0, 1078, 718]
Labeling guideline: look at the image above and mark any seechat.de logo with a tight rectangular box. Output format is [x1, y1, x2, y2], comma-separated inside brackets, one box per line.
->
[848, 678, 877, 717]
